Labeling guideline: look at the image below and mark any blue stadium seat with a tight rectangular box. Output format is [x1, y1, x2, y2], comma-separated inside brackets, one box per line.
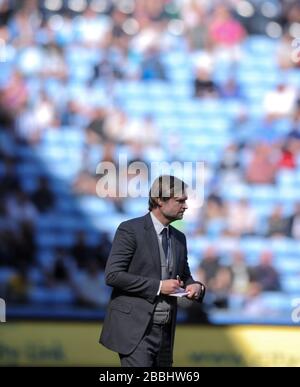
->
[0, 267, 16, 285]
[125, 198, 148, 217]
[278, 186, 299, 202]
[269, 239, 300, 256]
[274, 256, 300, 274]
[36, 231, 75, 247]
[276, 169, 298, 187]
[16, 163, 42, 175]
[147, 81, 170, 99]
[171, 82, 193, 99]
[69, 63, 94, 82]
[76, 196, 115, 216]
[220, 183, 249, 201]
[28, 286, 76, 304]
[61, 127, 85, 146]
[237, 69, 279, 88]
[115, 81, 149, 99]
[55, 197, 77, 213]
[242, 35, 278, 55]
[45, 161, 79, 180]
[151, 98, 177, 116]
[162, 51, 189, 68]
[88, 213, 131, 236]
[281, 275, 300, 294]
[260, 292, 292, 311]
[249, 185, 277, 203]
[286, 69, 300, 88]
[168, 67, 193, 82]
[20, 177, 38, 193]
[188, 237, 211, 254]
[36, 214, 87, 231]
[239, 237, 267, 256]
[123, 97, 151, 115]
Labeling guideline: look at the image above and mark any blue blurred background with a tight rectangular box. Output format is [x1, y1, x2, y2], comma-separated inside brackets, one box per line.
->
[1, 0, 300, 329]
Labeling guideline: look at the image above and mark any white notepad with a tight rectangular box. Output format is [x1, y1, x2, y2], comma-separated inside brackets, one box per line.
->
[169, 288, 190, 297]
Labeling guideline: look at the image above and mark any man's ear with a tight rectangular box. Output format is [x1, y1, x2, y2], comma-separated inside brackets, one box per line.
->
[157, 198, 163, 207]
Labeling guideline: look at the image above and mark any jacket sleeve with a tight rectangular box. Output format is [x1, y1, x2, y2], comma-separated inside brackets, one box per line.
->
[181, 234, 206, 303]
[105, 223, 160, 303]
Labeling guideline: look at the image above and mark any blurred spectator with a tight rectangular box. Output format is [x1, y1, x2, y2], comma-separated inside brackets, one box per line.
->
[71, 258, 108, 308]
[94, 232, 112, 270]
[242, 282, 268, 317]
[281, 2, 300, 66]
[72, 170, 97, 195]
[93, 53, 125, 82]
[277, 144, 296, 170]
[102, 108, 128, 144]
[73, 6, 111, 46]
[6, 262, 29, 303]
[211, 266, 232, 308]
[0, 156, 20, 197]
[263, 83, 297, 120]
[45, 248, 74, 288]
[181, 0, 209, 51]
[86, 108, 108, 143]
[0, 95, 14, 129]
[266, 204, 290, 238]
[0, 0, 13, 26]
[197, 193, 226, 236]
[196, 246, 222, 291]
[122, 115, 160, 146]
[41, 43, 68, 79]
[71, 231, 94, 269]
[226, 198, 257, 236]
[31, 176, 55, 213]
[230, 250, 251, 296]
[219, 76, 242, 99]
[245, 144, 276, 184]
[141, 46, 166, 80]
[250, 250, 281, 291]
[218, 143, 242, 184]
[30, 92, 58, 134]
[0, 71, 28, 115]
[8, 1, 42, 45]
[286, 111, 300, 155]
[16, 103, 40, 144]
[277, 33, 298, 70]
[135, 1, 167, 23]
[209, 5, 246, 47]
[194, 67, 218, 98]
[289, 202, 300, 239]
[0, 229, 16, 266]
[14, 221, 36, 266]
[6, 191, 38, 223]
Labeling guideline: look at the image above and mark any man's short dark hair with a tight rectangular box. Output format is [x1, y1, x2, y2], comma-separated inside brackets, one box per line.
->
[148, 175, 187, 211]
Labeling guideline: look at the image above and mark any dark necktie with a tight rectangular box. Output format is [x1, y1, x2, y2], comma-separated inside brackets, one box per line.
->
[161, 227, 169, 260]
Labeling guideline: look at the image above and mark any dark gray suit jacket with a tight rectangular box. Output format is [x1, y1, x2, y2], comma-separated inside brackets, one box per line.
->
[100, 213, 203, 355]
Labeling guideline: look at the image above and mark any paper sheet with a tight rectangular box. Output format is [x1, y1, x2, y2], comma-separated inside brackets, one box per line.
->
[169, 288, 190, 297]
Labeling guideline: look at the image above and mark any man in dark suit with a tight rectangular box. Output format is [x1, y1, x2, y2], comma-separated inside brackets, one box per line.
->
[100, 175, 205, 367]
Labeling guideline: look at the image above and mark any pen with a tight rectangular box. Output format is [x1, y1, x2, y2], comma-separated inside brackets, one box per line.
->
[176, 275, 181, 283]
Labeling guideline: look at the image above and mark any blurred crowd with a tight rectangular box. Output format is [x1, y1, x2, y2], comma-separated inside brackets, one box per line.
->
[1, 0, 300, 321]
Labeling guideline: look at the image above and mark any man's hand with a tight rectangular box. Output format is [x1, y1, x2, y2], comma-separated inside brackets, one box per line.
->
[185, 283, 202, 300]
[160, 279, 182, 295]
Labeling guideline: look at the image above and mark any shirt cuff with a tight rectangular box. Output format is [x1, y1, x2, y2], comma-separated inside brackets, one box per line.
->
[157, 280, 162, 295]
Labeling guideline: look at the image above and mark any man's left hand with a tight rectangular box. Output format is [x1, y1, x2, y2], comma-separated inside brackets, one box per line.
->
[185, 283, 202, 300]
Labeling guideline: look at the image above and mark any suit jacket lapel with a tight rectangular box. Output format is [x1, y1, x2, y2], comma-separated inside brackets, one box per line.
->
[144, 213, 161, 277]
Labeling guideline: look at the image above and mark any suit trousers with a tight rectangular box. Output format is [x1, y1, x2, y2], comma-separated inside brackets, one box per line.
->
[119, 320, 173, 367]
